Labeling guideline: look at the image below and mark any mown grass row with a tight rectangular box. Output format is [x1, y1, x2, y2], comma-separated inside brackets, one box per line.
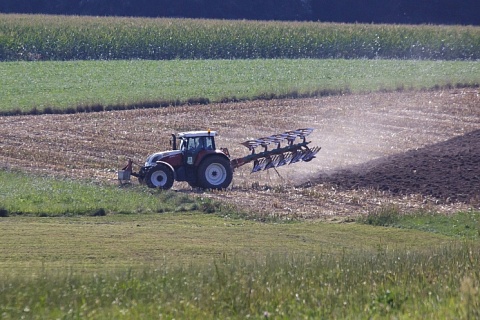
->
[1, 14, 479, 61]
[1, 242, 478, 319]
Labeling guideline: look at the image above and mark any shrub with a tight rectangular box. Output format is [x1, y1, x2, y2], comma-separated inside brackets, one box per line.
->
[0, 207, 9, 217]
[90, 208, 106, 216]
[360, 204, 401, 226]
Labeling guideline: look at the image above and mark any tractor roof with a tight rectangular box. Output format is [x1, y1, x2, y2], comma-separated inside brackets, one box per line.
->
[177, 130, 217, 138]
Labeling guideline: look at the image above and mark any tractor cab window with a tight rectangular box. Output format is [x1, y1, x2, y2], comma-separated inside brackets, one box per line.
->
[205, 136, 214, 150]
[187, 137, 202, 151]
[186, 136, 215, 152]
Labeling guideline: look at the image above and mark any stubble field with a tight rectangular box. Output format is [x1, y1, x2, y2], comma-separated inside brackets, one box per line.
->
[1, 88, 479, 219]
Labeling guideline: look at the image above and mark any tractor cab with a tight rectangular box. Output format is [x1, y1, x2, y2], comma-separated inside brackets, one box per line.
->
[177, 131, 216, 164]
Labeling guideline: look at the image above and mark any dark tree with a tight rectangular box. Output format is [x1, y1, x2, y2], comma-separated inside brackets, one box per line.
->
[0, 0, 478, 25]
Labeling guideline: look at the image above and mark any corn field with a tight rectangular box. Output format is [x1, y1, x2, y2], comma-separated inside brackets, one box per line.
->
[1, 14, 479, 61]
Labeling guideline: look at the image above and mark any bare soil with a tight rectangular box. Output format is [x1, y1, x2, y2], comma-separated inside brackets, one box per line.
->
[1, 89, 479, 219]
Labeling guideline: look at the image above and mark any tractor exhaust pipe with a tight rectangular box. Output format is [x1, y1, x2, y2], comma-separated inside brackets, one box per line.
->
[171, 134, 177, 150]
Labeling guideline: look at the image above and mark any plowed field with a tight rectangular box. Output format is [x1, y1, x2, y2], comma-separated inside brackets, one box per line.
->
[1, 89, 479, 219]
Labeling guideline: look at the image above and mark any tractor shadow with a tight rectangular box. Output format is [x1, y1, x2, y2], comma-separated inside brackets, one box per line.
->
[312, 129, 480, 204]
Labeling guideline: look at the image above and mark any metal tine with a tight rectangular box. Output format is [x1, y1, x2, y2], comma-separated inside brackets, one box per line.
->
[311, 146, 321, 155]
[297, 128, 314, 137]
[243, 128, 314, 154]
[273, 154, 283, 166]
[258, 137, 272, 151]
[310, 146, 321, 154]
[258, 137, 272, 145]
[302, 146, 321, 161]
[299, 148, 313, 161]
[276, 152, 291, 167]
[243, 129, 312, 150]
[263, 159, 275, 170]
[251, 161, 263, 173]
[285, 132, 298, 145]
[310, 146, 321, 155]
[284, 129, 299, 135]
[258, 159, 269, 171]
[270, 134, 288, 148]
[301, 148, 317, 161]
[251, 158, 268, 173]
[282, 128, 313, 145]
[289, 150, 304, 164]
[241, 139, 268, 154]
[285, 129, 307, 139]
[241, 140, 261, 150]
[273, 133, 289, 140]
[296, 128, 314, 143]
[264, 155, 280, 170]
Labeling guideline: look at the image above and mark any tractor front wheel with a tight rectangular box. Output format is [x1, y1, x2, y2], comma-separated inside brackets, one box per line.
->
[197, 156, 232, 190]
[145, 164, 174, 189]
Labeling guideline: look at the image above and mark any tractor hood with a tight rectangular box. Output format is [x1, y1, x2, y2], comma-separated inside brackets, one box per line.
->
[145, 150, 182, 166]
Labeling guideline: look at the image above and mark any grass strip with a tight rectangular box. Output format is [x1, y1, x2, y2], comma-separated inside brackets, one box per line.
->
[0, 169, 224, 217]
[358, 204, 480, 239]
[1, 59, 479, 115]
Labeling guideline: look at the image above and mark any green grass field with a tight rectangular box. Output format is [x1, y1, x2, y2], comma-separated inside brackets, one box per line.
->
[1, 212, 479, 319]
[1, 171, 479, 318]
[1, 59, 479, 114]
[0, 213, 454, 269]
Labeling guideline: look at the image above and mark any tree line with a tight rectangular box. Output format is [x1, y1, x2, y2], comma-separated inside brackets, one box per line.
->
[1, 0, 478, 25]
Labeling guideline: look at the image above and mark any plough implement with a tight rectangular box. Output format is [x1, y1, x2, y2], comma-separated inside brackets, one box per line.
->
[118, 128, 320, 190]
[231, 128, 321, 173]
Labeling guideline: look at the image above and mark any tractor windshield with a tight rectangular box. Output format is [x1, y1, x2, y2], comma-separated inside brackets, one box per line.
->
[186, 136, 215, 152]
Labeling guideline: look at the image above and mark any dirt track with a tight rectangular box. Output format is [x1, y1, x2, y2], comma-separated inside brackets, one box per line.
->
[1, 89, 479, 218]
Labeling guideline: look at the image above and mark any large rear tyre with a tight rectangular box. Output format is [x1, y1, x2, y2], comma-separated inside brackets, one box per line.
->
[145, 164, 174, 190]
[197, 156, 233, 190]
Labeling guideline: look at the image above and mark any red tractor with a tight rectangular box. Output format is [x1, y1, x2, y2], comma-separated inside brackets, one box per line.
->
[119, 129, 320, 190]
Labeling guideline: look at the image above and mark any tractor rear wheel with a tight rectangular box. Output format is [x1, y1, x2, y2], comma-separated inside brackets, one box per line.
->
[145, 164, 174, 189]
[197, 155, 232, 189]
